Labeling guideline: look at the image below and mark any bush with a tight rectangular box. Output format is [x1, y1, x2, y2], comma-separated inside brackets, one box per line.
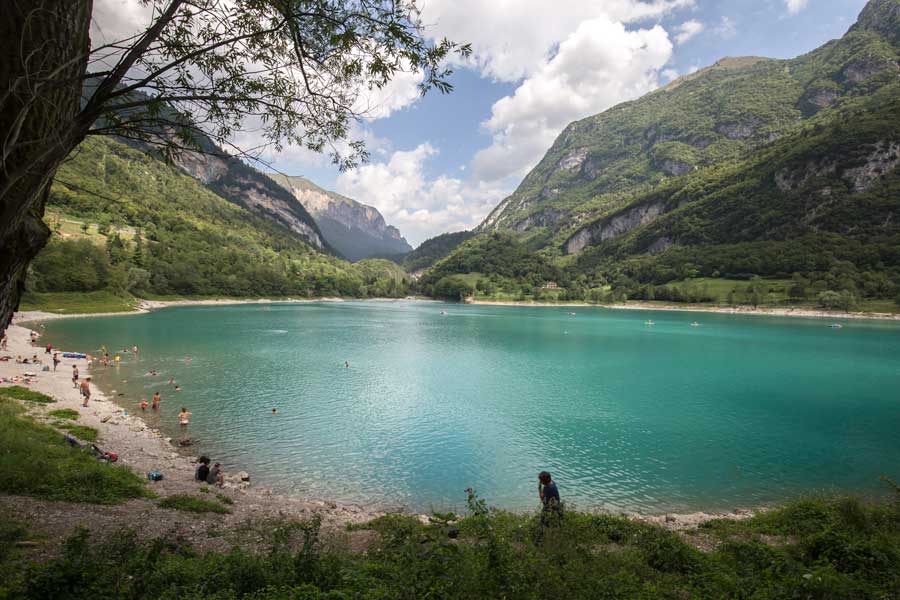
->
[157, 494, 232, 514]
[0, 386, 55, 403]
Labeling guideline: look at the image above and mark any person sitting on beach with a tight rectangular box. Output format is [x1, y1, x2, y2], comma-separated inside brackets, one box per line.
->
[80, 377, 92, 407]
[152, 391, 161, 410]
[15, 355, 23, 364]
[72, 365, 79, 387]
[206, 462, 222, 486]
[45, 343, 52, 354]
[195, 456, 211, 482]
[31, 354, 40, 364]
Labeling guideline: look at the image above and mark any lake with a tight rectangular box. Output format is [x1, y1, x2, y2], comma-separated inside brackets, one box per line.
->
[39, 301, 900, 513]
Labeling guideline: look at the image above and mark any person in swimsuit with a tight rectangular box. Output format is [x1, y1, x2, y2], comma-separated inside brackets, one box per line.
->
[178, 407, 192, 428]
[72, 365, 79, 388]
[80, 377, 92, 407]
[52, 353, 60, 371]
[152, 391, 161, 410]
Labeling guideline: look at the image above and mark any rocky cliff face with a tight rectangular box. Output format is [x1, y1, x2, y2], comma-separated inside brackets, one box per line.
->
[172, 151, 325, 250]
[269, 174, 411, 261]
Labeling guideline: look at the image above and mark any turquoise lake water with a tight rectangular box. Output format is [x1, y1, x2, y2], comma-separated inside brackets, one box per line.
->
[40, 301, 900, 513]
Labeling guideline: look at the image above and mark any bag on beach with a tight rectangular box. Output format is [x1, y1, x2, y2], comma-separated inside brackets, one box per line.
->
[147, 471, 164, 481]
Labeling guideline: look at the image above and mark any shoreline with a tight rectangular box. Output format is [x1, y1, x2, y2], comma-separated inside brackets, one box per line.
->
[14, 294, 899, 324]
[2, 318, 761, 528]
[468, 299, 900, 321]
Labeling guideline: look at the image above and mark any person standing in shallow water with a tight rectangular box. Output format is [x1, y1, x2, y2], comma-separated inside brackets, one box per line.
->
[152, 391, 161, 410]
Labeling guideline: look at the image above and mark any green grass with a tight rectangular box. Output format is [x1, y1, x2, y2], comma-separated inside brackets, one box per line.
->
[0, 398, 147, 504]
[19, 291, 138, 314]
[2, 489, 898, 599]
[157, 494, 232, 514]
[0, 386, 55, 403]
[214, 492, 234, 505]
[47, 408, 79, 420]
[57, 424, 98, 442]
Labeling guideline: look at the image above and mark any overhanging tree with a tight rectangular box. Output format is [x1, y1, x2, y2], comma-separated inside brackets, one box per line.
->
[0, 0, 468, 332]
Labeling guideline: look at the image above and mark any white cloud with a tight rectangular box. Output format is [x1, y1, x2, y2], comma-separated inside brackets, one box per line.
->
[335, 144, 505, 245]
[673, 19, 704, 44]
[419, 0, 693, 81]
[785, 0, 809, 15]
[471, 17, 673, 183]
[661, 68, 681, 82]
[712, 16, 737, 39]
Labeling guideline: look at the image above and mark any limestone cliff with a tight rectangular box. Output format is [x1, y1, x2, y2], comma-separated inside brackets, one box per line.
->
[269, 174, 411, 261]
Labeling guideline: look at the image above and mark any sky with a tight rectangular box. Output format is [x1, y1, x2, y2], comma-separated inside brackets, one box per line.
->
[94, 0, 871, 246]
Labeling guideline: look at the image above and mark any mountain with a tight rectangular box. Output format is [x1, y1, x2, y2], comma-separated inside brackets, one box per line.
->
[401, 230, 474, 273]
[34, 136, 409, 299]
[480, 0, 900, 258]
[268, 174, 411, 261]
[430, 0, 900, 305]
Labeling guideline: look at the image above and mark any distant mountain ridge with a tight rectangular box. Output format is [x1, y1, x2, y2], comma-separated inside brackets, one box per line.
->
[268, 174, 411, 262]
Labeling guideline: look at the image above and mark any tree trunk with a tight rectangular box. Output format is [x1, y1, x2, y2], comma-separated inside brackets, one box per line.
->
[0, 1, 93, 334]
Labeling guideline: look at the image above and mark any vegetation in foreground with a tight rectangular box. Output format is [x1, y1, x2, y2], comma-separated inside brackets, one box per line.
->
[157, 494, 232, 514]
[0, 398, 148, 504]
[1, 488, 899, 599]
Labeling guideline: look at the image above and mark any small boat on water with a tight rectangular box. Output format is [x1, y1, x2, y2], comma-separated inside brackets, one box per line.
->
[829, 323, 843, 329]
[440, 311, 448, 315]
[690, 322, 700, 327]
[645, 320, 655, 326]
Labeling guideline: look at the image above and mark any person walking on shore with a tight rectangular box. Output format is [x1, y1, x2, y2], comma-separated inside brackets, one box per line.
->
[52, 353, 60, 371]
[72, 365, 79, 388]
[80, 377, 92, 407]
[1, 334, 7, 351]
[152, 391, 161, 410]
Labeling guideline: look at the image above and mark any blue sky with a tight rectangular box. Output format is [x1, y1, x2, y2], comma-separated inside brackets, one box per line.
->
[96, 0, 872, 246]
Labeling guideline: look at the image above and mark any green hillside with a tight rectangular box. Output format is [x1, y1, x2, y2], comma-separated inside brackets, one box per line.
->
[481, 0, 900, 251]
[402, 230, 475, 272]
[25, 136, 409, 306]
[428, 0, 900, 309]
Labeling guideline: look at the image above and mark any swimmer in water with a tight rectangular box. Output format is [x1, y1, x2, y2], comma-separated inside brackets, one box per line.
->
[344, 361, 349, 368]
[271, 408, 278, 414]
[174, 385, 182, 391]
[140, 400, 149, 411]
[152, 391, 161, 410]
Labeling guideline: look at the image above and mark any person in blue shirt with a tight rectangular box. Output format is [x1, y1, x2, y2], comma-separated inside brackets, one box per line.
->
[538, 471, 560, 508]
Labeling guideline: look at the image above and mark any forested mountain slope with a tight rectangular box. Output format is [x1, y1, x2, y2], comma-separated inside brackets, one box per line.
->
[426, 0, 900, 306]
[479, 0, 900, 256]
[32, 136, 408, 298]
[269, 174, 411, 261]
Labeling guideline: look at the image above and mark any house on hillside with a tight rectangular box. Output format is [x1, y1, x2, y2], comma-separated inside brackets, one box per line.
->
[542, 281, 558, 289]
